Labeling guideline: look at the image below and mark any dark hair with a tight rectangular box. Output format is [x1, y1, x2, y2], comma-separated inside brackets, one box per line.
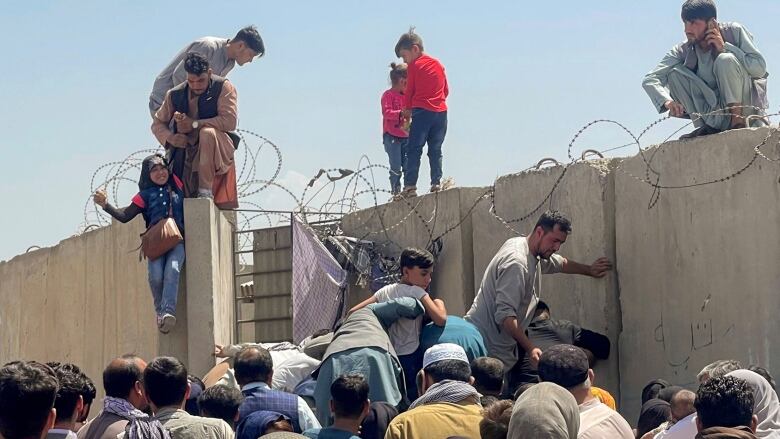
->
[536, 301, 550, 313]
[104, 355, 144, 399]
[513, 382, 537, 401]
[424, 359, 471, 384]
[641, 379, 670, 404]
[184, 52, 210, 76]
[479, 399, 513, 439]
[389, 62, 408, 85]
[234, 346, 273, 385]
[143, 357, 188, 408]
[0, 361, 59, 439]
[470, 357, 504, 395]
[331, 374, 369, 419]
[681, 0, 717, 22]
[199, 385, 244, 426]
[748, 365, 777, 391]
[233, 25, 265, 56]
[695, 376, 754, 429]
[394, 27, 424, 57]
[48, 363, 88, 422]
[400, 247, 434, 271]
[534, 210, 572, 235]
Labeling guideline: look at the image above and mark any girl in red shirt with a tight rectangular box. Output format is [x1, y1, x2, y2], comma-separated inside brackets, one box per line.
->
[381, 62, 409, 198]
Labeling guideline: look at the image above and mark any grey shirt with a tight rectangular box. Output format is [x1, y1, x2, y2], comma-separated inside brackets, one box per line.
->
[149, 37, 235, 113]
[465, 237, 564, 369]
[155, 408, 234, 439]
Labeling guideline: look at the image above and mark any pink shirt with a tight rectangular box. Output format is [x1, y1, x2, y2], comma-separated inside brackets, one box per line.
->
[381, 89, 408, 138]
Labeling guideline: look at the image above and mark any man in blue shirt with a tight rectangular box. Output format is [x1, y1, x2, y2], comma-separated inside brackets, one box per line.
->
[304, 375, 369, 439]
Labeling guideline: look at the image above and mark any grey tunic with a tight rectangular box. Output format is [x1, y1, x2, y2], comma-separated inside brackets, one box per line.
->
[465, 237, 564, 369]
[642, 22, 767, 130]
[149, 37, 235, 113]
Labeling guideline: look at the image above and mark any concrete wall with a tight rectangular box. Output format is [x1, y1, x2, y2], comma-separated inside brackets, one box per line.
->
[471, 161, 623, 400]
[0, 199, 235, 400]
[615, 127, 780, 418]
[340, 187, 489, 315]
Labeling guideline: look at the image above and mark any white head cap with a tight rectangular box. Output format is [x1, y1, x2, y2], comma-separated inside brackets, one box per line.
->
[422, 343, 469, 369]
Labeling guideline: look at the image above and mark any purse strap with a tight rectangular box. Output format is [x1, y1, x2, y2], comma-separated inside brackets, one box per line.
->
[167, 185, 174, 218]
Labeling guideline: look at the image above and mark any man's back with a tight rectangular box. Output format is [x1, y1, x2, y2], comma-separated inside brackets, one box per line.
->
[156, 407, 234, 439]
[76, 411, 128, 439]
[385, 401, 481, 439]
[578, 399, 633, 439]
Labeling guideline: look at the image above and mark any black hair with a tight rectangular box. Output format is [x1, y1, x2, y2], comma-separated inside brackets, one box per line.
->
[48, 363, 89, 422]
[0, 361, 59, 439]
[389, 62, 408, 86]
[234, 346, 273, 385]
[513, 382, 537, 401]
[394, 26, 424, 57]
[748, 365, 777, 391]
[681, 0, 717, 22]
[104, 355, 144, 399]
[399, 247, 434, 271]
[536, 301, 550, 313]
[534, 210, 572, 235]
[184, 52, 210, 76]
[424, 359, 471, 384]
[470, 357, 504, 395]
[143, 357, 189, 408]
[331, 374, 369, 419]
[198, 384, 244, 426]
[233, 25, 265, 56]
[695, 376, 754, 429]
[642, 379, 670, 404]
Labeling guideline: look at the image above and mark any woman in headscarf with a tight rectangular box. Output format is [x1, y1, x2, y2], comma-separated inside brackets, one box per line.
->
[636, 399, 671, 438]
[726, 370, 780, 439]
[641, 379, 670, 404]
[508, 382, 580, 439]
[94, 154, 186, 333]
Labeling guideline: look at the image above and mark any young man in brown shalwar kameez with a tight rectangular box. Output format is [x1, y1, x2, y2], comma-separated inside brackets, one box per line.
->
[152, 52, 238, 207]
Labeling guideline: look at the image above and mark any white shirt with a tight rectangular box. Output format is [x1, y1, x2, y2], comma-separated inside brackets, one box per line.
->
[654, 413, 698, 439]
[373, 283, 428, 355]
[578, 399, 634, 439]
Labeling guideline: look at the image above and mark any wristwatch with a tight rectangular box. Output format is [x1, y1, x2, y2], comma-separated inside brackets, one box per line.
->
[191, 120, 199, 129]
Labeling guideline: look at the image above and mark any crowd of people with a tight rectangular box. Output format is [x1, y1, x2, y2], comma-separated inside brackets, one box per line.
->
[8, 0, 777, 438]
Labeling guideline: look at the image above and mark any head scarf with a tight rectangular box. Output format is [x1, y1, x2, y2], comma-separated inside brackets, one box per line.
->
[508, 382, 580, 439]
[361, 401, 399, 439]
[636, 399, 672, 438]
[726, 370, 780, 439]
[236, 410, 291, 439]
[642, 379, 670, 404]
[138, 154, 169, 191]
[124, 417, 171, 439]
[591, 386, 617, 410]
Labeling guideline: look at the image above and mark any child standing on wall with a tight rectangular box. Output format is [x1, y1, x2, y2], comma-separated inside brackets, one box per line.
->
[348, 247, 447, 402]
[381, 62, 409, 199]
[395, 27, 449, 198]
[93, 154, 185, 334]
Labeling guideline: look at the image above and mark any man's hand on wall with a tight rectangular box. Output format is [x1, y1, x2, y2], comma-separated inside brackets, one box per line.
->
[588, 257, 613, 278]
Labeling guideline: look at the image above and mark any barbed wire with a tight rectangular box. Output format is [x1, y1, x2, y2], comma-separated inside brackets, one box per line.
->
[79, 107, 780, 284]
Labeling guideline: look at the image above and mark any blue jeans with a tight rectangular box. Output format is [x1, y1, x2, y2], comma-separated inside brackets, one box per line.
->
[404, 109, 447, 187]
[147, 242, 185, 316]
[383, 133, 407, 194]
[398, 348, 424, 402]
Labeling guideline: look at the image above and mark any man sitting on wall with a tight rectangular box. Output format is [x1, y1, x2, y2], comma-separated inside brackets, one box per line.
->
[642, 0, 768, 139]
[152, 52, 239, 207]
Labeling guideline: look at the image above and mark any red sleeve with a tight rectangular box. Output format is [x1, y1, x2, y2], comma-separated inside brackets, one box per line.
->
[173, 175, 184, 190]
[131, 193, 145, 208]
[382, 91, 402, 122]
[404, 64, 416, 109]
[443, 65, 449, 98]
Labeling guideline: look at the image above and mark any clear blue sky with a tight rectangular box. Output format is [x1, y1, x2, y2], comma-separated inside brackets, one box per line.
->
[2, 0, 779, 261]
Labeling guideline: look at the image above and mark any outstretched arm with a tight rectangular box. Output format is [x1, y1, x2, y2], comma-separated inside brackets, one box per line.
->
[502, 316, 541, 368]
[348, 295, 378, 315]
[561, 257, 612, 278]
[420, 295, 447, 326]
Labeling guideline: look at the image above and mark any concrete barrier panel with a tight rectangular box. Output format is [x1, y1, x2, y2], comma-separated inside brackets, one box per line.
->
[615, 127, 780, 418]
[471, 162, 622, 400]
[341, 187, 489, 315]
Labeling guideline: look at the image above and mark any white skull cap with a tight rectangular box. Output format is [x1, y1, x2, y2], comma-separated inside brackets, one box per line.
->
[422, 343, 469, 369]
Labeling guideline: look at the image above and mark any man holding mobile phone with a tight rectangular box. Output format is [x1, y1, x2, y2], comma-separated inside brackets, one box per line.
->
[642, 0, 768, 139]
